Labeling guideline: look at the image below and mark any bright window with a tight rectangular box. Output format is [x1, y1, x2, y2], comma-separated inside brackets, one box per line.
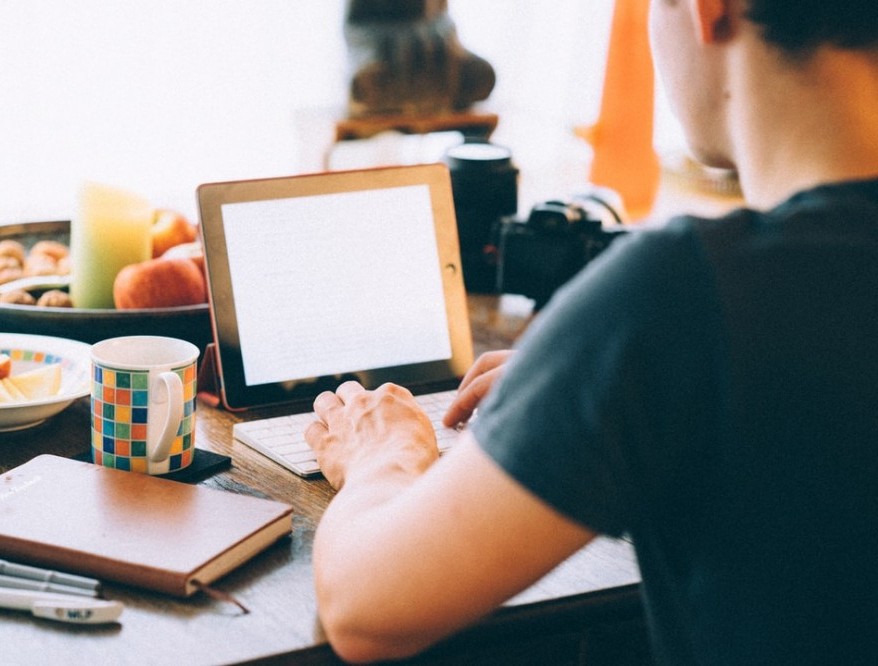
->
[0, 1, 684, 224]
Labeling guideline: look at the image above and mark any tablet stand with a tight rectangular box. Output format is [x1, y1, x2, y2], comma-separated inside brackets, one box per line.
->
[196, 343, 222, 408]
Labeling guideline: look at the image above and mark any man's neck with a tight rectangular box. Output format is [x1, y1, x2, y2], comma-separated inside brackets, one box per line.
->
[729, 45, 878, 210]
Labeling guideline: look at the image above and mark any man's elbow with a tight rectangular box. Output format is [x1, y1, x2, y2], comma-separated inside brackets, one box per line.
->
[324, 630, 426, 664]
[320, 605, 433, 664]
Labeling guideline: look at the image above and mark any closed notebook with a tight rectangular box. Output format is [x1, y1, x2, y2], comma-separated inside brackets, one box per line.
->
[0, 454, 293, 597]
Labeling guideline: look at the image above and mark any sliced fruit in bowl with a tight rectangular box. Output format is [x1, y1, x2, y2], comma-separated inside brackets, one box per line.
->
[0, 333, 90, 431]
[1, 364, 62, 402]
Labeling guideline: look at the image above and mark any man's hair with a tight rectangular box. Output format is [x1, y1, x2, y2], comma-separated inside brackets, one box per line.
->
[745, 0, 878, 55]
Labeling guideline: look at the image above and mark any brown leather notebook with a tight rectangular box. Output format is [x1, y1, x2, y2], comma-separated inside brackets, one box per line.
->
[0, 455, 294, 597]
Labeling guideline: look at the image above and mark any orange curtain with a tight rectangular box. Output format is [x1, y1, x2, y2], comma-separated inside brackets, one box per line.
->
[577, 0, 660, 220]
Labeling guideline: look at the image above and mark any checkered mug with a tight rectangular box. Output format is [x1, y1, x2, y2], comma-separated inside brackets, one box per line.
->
[89, 336, 199, 475]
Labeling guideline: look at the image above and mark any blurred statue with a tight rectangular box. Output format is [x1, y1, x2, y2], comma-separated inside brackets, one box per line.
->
[343, 0, 496, 118]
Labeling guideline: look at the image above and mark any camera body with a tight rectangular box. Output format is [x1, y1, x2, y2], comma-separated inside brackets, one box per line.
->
[443, 140, 628, 307]
[495, 198, 628, 308]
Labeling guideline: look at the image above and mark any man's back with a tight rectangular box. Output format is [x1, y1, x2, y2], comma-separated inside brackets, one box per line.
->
[655, 179, 878, 662]
[473, 177, 878, 663]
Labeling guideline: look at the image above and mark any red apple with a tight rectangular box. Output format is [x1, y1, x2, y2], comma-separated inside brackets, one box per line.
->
[0, 353, 10, 380]
[161, 241, 205, 277]
[151, 209, 198, 258]
[113, 258, 207, 309]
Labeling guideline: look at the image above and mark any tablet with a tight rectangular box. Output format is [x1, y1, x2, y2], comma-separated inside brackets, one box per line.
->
[197, 164, 473, 411]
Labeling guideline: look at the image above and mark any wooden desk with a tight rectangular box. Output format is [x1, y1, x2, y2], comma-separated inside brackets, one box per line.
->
[0, 295, 645, 665]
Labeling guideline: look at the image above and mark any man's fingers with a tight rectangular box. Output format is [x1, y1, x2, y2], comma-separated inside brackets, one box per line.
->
[457, 350, 514, 392]
[304, 419, 328, 448]
[336, 380, 366, 404]
[313, 390, 341, 419]
[443, 372, 493, 427]
[445, 353, 514, 427]
[312, 382, 368, 431]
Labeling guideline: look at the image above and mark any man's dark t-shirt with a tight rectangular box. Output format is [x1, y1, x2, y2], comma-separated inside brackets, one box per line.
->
[472, 178, 878, 664]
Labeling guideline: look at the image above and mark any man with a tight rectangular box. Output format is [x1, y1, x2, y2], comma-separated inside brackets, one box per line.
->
[305, 0, 878, 662]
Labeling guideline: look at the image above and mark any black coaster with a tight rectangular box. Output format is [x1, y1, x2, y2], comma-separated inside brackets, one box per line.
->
[72, 448, 232, 483]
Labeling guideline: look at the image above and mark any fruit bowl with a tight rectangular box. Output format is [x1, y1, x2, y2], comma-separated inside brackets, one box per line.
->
[0, 333, 91, 431]
[0, 221, 212, 353]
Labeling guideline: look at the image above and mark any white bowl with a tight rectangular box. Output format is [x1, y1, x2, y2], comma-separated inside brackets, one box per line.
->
[0, 333, 91, 432]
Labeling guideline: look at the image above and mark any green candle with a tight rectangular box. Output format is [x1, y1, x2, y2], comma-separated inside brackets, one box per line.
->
[70, 182, 154, 309]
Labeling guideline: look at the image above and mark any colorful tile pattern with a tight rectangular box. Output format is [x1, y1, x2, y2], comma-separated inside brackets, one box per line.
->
[0, 347, 64, 365]
[91, 363, 196, 473]
[0, 346, 90, 393]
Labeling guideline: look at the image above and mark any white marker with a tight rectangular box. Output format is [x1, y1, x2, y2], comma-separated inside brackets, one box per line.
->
[0, 587, 123, 624]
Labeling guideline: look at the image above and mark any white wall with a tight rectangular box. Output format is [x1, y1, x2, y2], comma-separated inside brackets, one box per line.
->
[0, 1, 683, 225]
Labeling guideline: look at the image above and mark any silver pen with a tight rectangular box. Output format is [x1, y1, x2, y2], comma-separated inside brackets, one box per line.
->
[0, 559, 101, 594]
[0, 574, 99, 598]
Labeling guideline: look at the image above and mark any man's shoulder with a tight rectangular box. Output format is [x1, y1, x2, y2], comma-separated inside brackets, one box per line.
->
[668, 176, 878, 260]
[677, 176, 878, 236]
[536, 213, 726, 349]
[660, 205, 757, 247]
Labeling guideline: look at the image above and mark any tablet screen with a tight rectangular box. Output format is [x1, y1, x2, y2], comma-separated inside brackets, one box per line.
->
[198, 164, 472, 411]
[221, 184, 451, 385]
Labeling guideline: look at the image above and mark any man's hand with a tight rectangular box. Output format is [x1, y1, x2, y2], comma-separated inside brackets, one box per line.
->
[305, 380, 439, 489]
[443, 350, 515, 428]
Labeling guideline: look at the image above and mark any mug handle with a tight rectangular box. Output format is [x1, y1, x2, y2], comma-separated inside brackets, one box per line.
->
[148, 371, 185, 463]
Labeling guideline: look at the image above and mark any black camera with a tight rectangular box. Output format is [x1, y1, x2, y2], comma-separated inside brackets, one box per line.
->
[495, 196, 628, 309]
[443, 140, 628, 308]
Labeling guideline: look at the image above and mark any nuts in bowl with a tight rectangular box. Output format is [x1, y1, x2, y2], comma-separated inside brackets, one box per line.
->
[0, 238, 73, 308]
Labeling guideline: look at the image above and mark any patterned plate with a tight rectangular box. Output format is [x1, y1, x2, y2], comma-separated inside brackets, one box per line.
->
[0, 333, 91, 432]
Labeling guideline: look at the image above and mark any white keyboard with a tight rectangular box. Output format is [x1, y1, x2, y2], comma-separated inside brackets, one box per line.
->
[233, 389, 463, 478]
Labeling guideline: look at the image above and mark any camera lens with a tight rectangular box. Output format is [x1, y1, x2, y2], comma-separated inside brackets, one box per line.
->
[443, 142, 519, 292]
[444, 142, 514, 168]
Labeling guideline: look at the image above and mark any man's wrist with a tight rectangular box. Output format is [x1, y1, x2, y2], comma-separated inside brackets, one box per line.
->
[337, 441, 438, 492]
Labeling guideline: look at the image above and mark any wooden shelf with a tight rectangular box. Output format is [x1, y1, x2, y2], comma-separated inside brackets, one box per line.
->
[335, 110, 498, 142]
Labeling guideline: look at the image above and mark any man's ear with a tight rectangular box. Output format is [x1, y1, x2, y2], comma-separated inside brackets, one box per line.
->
[689, 0, 736, 44]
